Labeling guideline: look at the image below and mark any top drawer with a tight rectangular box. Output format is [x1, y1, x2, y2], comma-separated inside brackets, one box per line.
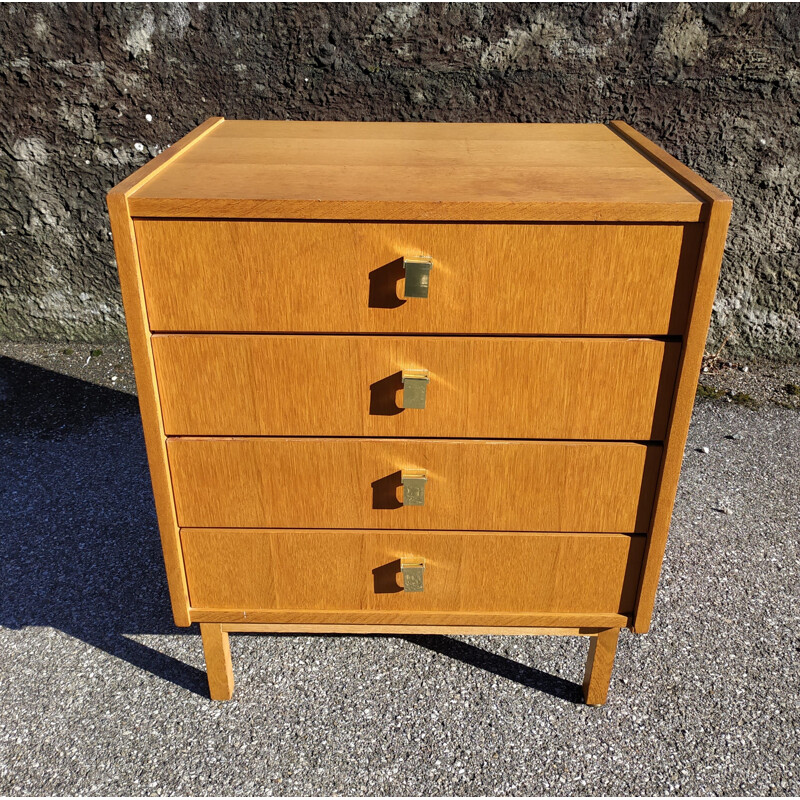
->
[135, 220, 701, 334]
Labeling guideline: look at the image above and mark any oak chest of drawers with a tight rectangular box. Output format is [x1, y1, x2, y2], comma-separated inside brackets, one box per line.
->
[108, 118, 731, 704]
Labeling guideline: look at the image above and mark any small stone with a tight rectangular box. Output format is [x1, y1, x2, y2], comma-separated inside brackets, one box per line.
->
[145, 113, 153, 122]
[726, 433, 744, 440]
[701, 446, 709, 453]
[702, 366, 709, 373]
[742, 365, 749, 373]
[134, 142, 145, 151]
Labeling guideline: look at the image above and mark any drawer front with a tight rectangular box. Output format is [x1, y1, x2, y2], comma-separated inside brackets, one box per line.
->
[135, 220, 700, 334]
[181, 529, 646, 615]
[168, 438, 661, 532]
[154, 335, 680, 440]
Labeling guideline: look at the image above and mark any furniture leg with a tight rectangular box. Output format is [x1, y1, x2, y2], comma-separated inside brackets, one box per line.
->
[582, 627, 620, 705]
[200, 622, 235, 700]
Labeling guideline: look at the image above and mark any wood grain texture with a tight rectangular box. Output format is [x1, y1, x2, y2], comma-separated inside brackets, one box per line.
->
[109, 199, 191, 624]
[168, 438, 662, 532]
[135, 220, 701, 335]
[632, 204, 733, 631]
[126, 120, 703, 221]
[107, 119, 733, 682]
[108, 117, 224, 197]
[200, 623, 234, 701]
[608, 121, 733, 633]
[106, 118, 224, 626]
[191, 608, 631, 627]
[152, 335, 681, 440]
[609, 121, 732, 204]
[181, 529, 646, 615]
[221, 624, 604, 635]
[582, 627, 620, 705]
[130, 198, 703, 223]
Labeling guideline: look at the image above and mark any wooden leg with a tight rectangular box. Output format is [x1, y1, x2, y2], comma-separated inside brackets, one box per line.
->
[582, 627, 619, 706]
[200, 623, 234, 700]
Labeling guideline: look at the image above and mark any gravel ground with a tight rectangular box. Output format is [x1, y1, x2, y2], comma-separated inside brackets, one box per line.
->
[1, 344, 798, 796]
[698, 353, 800, 411]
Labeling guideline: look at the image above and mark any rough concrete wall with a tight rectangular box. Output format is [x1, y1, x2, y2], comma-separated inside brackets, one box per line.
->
[1, 2, 798, 359]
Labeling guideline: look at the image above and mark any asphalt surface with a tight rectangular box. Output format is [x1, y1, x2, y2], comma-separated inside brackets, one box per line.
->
[1, 345, 798, 796]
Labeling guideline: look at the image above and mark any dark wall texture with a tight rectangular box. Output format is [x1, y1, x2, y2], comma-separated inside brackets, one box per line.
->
[1, 2, 798, 359]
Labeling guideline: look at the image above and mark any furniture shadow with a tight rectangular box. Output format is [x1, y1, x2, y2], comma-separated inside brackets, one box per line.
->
[372, 559, 403, 593]
[369, 371, 404, 416]
[0, 356, 208, 697]
[368, 258, 406, 309]
[244, 632, 584, 704]
[371, 470, 403, 509]
[400, 635, 584, 703]
[1, 356, 583, 704]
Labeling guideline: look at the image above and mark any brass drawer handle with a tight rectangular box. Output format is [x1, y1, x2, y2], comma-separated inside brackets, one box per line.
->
[400, 469, 427, 506]
[402, 257, 432, 298]
[400, 558, 425, 592]
[401, 369, 429, 409]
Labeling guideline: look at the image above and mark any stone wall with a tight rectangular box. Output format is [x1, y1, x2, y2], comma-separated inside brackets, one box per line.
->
[1, 2, 798, 359]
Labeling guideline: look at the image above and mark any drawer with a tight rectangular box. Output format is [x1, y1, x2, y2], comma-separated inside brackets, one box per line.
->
[168, 438, 661, 532]
[154, 335, 680, 439]
[181, 529, 646, 615]
[135, 220, 701, 334]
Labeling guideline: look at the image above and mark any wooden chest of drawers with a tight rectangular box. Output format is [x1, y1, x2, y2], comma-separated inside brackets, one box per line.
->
[108, 118, 731, 705]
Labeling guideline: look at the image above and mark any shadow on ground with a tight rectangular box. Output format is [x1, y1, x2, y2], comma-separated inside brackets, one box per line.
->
[0, 356, 207, 695]
[0, 355, 582, 703]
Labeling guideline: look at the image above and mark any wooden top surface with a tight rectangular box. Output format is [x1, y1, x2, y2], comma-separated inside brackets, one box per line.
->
[123, 118, 709, 221]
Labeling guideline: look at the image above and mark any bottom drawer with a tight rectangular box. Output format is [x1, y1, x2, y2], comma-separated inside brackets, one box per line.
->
[182, 529, 645, 616]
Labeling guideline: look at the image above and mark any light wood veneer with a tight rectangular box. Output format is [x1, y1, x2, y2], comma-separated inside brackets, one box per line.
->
[108, 118, 731, 705]
[126, 121, 703, 221]
[168, 438, 661, 532]
[153, 335, 680, 440]
[135, 220, 700, 335]
[181, 529, 645, 615]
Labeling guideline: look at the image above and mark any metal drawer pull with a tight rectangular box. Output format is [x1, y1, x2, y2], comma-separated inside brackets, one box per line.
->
[400, 558, 425, 592]
[401, 369, 429, 409]
[402, 257, 432, 298]
[401, 469, 427, 506]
